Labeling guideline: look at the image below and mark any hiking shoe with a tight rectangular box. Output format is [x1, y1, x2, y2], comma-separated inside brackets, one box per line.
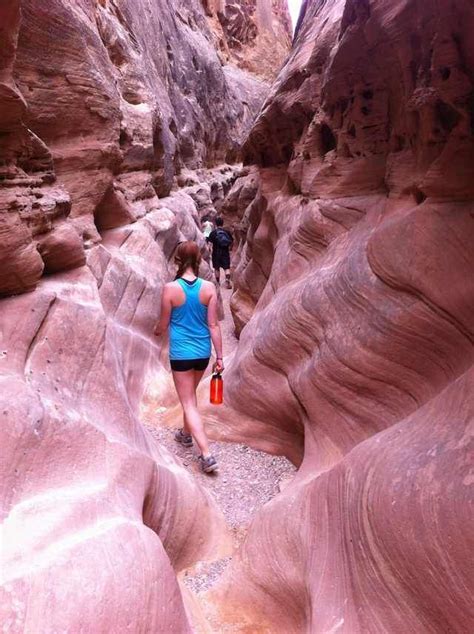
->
[198, 455, 218, 473]
[174, 429, 193, 447]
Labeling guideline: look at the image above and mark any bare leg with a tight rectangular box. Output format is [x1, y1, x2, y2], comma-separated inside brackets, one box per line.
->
[194, 368, 206, 390]
[182, 412, 190, 435]
[182, 369, 205, 435]
[172, 369, 210, 457]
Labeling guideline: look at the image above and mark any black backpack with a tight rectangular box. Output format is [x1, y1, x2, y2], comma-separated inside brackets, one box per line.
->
[215, 228, 232, 248]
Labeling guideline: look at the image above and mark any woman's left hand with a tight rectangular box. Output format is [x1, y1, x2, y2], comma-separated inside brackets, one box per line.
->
[213, 358, 224, 373]
[154, 324, 162, 337]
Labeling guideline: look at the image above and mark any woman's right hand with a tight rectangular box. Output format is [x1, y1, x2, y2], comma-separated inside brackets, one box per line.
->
[213, 358, 224, 373]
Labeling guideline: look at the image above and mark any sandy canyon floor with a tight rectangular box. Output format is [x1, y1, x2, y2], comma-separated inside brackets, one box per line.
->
[143, 283, 296, 609]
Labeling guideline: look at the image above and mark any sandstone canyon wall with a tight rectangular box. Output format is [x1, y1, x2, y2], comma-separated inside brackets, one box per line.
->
[0, 0, 285, 298]
[0, 1, 290, 631]
[212, 0, 474, 631]
[203, 0, 292, 81]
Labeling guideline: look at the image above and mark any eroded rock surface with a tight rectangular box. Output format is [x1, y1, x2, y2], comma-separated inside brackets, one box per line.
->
[0, 1, 290, 631]
[0, 192, 232, 632]
[214, 0, 474, 631]
[203, 0, 292, 81]
[0, 0, 270, 297]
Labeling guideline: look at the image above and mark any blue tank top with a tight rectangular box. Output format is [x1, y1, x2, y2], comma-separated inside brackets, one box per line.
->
[169, 278, 211, 360]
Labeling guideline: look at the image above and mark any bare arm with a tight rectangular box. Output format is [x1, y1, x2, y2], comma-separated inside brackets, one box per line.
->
[207, 286, 224, 372]
[154, 285, 173, 337]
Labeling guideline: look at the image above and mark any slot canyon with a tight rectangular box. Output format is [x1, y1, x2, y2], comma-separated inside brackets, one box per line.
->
[1, 0, 473, 632]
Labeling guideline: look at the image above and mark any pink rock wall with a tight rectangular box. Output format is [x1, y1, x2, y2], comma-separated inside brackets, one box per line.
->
[0, 0, 270, 298]
[0, 1, 290, 631]
[214, 0, 474, 630]
[0, 192, 230, 631]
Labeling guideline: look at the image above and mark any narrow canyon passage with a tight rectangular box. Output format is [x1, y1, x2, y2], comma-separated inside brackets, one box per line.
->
[142, 283, 296, 620]
[1, 1, 473, 633]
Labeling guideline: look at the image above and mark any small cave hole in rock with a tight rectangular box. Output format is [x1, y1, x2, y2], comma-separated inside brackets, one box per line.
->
[435, 100, 461, 132]
[225, 148, 238, 163]
[119, 129, 127, 145]
[361, 105, 370, 116]
[348, 124, 356, 138]
[362, 89, 373, 100]
[320, 123, 337, 155]
[169, 119, 178, 136]
[440, 67, 451, 80]
[413, 188, 427, 205]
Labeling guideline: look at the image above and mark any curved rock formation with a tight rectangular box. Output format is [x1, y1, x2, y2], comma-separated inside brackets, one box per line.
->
[0, 192, 234, 631]
[0, 1, 290, 631]
[213, 0, 474, 630]
[0, 0, 270, 298]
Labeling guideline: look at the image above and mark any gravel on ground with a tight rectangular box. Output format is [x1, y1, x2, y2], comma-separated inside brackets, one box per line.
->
[143, 284, 296, 594]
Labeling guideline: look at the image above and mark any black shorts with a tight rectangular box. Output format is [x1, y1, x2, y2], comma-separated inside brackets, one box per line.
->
[170, 357, 210, 372]
[212, 250, 230, 270]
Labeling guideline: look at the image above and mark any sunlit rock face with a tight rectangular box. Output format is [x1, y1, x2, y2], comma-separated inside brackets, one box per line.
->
[0, 1, 290, 631]
[218, 0, 474, 630]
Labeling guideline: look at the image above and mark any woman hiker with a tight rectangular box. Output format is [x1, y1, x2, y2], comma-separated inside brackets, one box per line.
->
[154, 241, 224, 473]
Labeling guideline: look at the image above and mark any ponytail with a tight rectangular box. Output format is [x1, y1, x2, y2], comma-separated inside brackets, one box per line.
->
[174, 241, 201, 279]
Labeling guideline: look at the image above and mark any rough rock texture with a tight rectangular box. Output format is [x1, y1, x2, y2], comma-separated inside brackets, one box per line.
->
[203, 0, 292, 81]
[0, 1, 291, 631]
[0, 0, 270, 298]
[212, 0, 474, 631]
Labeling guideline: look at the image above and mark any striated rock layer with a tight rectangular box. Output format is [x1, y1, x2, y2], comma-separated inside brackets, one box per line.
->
[0, 187, 234, 632]
[215, 0, 474, 631]
[0, 1, 290, 631]
[0, 0, 272, 298]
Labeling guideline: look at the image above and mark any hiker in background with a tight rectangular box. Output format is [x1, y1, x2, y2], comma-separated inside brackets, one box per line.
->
[201, 216, 213, 238]
[206, 216, 233, 288]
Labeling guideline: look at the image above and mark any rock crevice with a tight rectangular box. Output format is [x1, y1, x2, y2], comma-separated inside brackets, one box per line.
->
[2, 1, 474, 633]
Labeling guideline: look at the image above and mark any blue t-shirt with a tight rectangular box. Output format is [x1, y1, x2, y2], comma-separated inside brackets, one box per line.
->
[169, 278, 211, 360]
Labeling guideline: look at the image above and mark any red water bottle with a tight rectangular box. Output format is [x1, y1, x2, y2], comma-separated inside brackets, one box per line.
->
[210, 373, 223, 404]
